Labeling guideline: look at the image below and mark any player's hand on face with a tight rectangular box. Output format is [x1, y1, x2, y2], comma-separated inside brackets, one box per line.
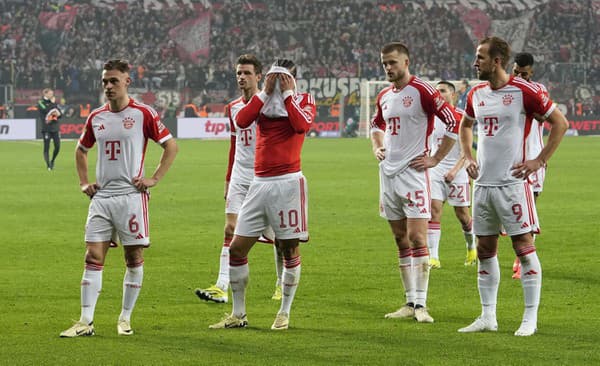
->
[279, 74, 294, 92]
[81, 183, 100, 198]
[264, 74, 277, 95]
[374, 147, 386, 161]
[465, 159, 479, 179]
[132, 177, 158, 191]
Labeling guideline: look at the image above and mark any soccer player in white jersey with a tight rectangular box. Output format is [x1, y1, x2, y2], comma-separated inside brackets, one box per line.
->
[60, 59, 178, 338]
[371, 42, 459, 323]
[457, 37, 568, 336]
[510, 52, 549, 279]
[427, 81, 476, 269]
[195, 54, 284, 304]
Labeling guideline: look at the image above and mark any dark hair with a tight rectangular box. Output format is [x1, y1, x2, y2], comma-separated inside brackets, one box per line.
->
[514, 52, 534, 67]
[479, 36, 511, 69]
[103, 59, 131, 73]
[237, 54, 262, 74]
[272, 58, 296, 77]
[436, 80, 456, 93]
[381, 42, 410, 58]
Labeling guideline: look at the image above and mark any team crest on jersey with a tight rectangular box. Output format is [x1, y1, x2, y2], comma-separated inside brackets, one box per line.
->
[123, 117, 135, 129]
[502, 94, 514, 106]
[402, 96, 413, 108]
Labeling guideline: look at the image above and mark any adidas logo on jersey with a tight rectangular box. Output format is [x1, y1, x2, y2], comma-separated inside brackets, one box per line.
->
[521, 222, 529, 229]
[293, 227, 301, 233]
[98, 124, 105, 130]
[478, 101, 485, 107]
[420, 208, 428, 214]
[135, 233, 145, 239]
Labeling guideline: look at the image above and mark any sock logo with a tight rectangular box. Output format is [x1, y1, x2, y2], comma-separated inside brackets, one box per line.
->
[524, 269, 538, 276]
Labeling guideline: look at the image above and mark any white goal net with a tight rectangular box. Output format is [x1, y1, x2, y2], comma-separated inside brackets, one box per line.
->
[358, 79, 478, 137]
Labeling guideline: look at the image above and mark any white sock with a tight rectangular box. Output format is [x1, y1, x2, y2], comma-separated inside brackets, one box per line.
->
[279, 256, 301, 315]
[463, 220, 475, 250]
[517, 246, 542, 325]
[229, 257, 249, 317]
[274, 245, 283, 287]
[80, 263, 103, 324]
[119, 263, 144, 322]
[215, 238, 231, 290]
[412, 247, 430, 307]
[427, 222, 441, 260]
[398, 248, 415, 305]
[478, 256, 500, 320]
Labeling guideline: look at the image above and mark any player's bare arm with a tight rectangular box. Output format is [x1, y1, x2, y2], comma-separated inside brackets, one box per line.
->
[512, 108, 568, 179]
[132, 138, 178, 191]
[459, 115, 478, 179]
[410, 135, 456, 172]
[75, 145, 99, 198]
[371, 131, 385, 161]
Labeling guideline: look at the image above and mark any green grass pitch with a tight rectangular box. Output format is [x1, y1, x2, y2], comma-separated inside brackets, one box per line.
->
[0, 137, 598, 365]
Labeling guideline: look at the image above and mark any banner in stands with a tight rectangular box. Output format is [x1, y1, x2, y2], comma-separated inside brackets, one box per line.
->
[169, 11, 211, 64]
[177, 117, 230, 139]
[0, 119, 36, 140]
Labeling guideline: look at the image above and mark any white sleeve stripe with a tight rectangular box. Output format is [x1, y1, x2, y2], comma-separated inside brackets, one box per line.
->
[413, 78, 436, 94]
[291, 98, 312, 123]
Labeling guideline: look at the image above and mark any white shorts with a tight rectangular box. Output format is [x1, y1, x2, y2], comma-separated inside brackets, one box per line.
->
[379, 167, 431, 220]
[472, 183, 539, 236]
[430, 178, 471, 207]
[225, 180, 251, 214]
[528, 167, 546, 193]
[235, 172, 309, 240]
[85, 192, 150, 246]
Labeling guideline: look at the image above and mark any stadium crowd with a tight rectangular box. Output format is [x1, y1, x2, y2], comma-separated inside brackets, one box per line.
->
[0, 0, 598, 116]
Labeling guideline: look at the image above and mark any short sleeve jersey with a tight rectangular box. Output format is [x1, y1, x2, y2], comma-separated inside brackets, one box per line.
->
[430, 107, 465, 180]
[227, 96, 257, 184]
[525, 81, 549, 161]
[370, 76, 459, 176]
[78, 98, 173, 197]
[464, 76, 555, 186]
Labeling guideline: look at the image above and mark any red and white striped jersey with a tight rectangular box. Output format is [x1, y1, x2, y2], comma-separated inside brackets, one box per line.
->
[464, 76, 554, 186]
[78, 98, 172, 197]
[430, 107, 466, 181]
[235, 90, 315, 177]
[225, 96, 257, 184]
[370, 76, 459, 176]
[525, 80, 549, 161]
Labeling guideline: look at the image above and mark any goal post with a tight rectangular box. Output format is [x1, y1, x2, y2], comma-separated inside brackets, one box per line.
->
[358, 79, 479, 137]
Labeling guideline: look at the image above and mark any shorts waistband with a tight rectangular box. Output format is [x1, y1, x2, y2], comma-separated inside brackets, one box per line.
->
[254, 171, 303, 182]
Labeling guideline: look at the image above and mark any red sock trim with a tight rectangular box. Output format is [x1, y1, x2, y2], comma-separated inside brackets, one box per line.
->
[398, 248, 412, 258]
[477, 251, 497, 260]
[127, 260, 144, 268]
[428, 221, 441, 230]
[85, 263, 104, 271]
[516, 244, 536, 257]
[412, 246, 429, 257]
[284, 255, 301, 268]
[229, 256, 248, 266]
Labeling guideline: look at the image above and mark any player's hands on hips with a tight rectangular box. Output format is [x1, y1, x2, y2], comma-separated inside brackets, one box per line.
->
[444, 170, 456, 183]
[264, 74, 277, 95]
[465, 158, 479, 179]
[511, 159, 544, 180]
[374, 147, 386, 161]
[279, 74, 294, 92]
[132, 177, 158, 191]
[80, 183, 100, 198]
[409, 154, 438, 171]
